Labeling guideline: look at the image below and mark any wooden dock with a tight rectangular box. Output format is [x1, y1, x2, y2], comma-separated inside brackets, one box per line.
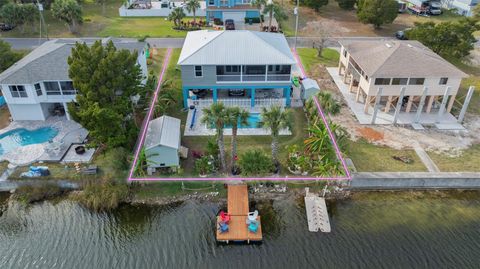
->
[216, 185, 262, 243]
[305, 188, 331, 233]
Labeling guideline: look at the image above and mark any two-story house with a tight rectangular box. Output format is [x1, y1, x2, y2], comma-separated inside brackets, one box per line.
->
[337, 39, 467, 116]
[0, 38, 148, 121]
[178, 30, 296, 109]
[206, 0, 261, 23]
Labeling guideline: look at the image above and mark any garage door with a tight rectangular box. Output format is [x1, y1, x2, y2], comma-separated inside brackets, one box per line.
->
[223, 11, 245, 22]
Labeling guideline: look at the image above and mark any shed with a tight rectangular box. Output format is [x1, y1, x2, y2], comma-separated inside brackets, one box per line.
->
[302, 78, 320, 100]
[144, 115, 181, 169]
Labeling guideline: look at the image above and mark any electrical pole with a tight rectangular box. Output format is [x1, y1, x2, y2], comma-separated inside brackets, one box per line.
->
[294, 0, 299, 51]
[37, 1, 49, 44]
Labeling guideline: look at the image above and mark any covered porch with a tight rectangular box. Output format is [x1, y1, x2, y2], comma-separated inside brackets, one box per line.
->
[182, 85, 292, 108]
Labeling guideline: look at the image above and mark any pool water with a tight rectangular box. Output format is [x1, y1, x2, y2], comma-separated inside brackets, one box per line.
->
[210, 113, 261, 129]
[0, 127, 59, 156]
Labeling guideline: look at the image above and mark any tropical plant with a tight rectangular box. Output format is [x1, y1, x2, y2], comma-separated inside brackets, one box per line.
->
[154, 84, 177, 117]
[259, 106, 292, 166]
[0, 40, 23, 73]
[304, 121, 347, 159]
[51, 0, 83, 34]
[195, 156, 215, 176]
[238, 149, 274, 176]
[251, 0, 266, 28]
[357, 0, 398, 29]
[336, 0, 356, 9]
[263, 1, 287, 31]
[300, 0, 328, 11]
[225, 107, 249, 173]
[286, 144, 312, 174]
[316, 92, 341, 115]
[134, 147, 159, 177]
[201, 102, 228, 172]
[168, 7, 186, 27]
[185, 0, 201, 24]
[67, 40, 143, 148]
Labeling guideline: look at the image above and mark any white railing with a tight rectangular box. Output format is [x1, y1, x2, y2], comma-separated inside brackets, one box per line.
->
[216, 74, 291, 82]
[188, 98, 286, 108]
[267, 74, 291, 81]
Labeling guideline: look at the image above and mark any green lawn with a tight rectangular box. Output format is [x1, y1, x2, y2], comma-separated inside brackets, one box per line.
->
[1, 0, 200, 38]
[132, 181, 227, 199]
[297, 48, 339, 73]
[345, 139, 428, 172]
[427, 144, 480, 172]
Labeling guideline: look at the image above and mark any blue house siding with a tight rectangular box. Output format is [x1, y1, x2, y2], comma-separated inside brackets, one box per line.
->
[246, 10, 260, 17]
[207, 11, 223, 20]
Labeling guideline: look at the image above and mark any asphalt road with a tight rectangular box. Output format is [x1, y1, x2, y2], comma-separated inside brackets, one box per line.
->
[1, 36, 397, 50]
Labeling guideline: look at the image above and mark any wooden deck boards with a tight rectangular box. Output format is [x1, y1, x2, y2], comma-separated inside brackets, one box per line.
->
[216, 184, 262, 243]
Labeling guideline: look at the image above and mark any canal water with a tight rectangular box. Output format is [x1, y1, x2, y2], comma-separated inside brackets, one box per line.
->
[1, 191, 479, 269]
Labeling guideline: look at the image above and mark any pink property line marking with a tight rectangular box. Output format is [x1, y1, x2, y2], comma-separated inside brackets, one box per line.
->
[128, 48, 351, 181]
[128, 48, 173, 180]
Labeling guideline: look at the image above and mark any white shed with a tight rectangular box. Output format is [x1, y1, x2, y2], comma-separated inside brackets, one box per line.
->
[302, 78, 320, 100]
[144, 115, 181, 169]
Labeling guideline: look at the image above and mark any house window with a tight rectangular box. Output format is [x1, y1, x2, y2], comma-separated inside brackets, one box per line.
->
[343, 49, 347, 57]
[374, 78, 391, 85]
[194, 66, 203, 77]
[9, 85, 28, 98]
[220, 0, 228, 5]
[391, 78, 408, 85]
[44, 82, 62, 95]
[208, 0, 214, 5]
[439, 77, 448, 85]
[60, 81, 76, 95]
[409, 78, 425, 85]
[225, 65, 240, 73]
[34, 83, 43, 96]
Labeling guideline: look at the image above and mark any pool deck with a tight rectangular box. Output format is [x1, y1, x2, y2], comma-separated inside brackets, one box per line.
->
[216, 185, 262, 243]
[0, 117, 88, 166]
[184, 108, 291, 136]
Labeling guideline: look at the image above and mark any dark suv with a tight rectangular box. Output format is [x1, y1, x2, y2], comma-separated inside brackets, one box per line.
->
[0, 23, 14, 31]
[225, 19, 235, 30]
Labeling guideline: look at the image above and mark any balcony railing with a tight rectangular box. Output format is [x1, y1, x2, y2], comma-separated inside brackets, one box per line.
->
[216, 74, 291, 82]
[188, 98, 286, 108]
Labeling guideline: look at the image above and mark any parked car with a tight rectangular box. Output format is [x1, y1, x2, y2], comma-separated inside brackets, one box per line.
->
[225, 19, 235, 30]
[0, 23, 14, 31]
[427, 2, 442, 15]
[228, 89, 245, 96]
[395, 30, 408, 40]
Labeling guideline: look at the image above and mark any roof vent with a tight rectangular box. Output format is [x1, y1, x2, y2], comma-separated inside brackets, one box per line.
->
[385, 43, 392, 48]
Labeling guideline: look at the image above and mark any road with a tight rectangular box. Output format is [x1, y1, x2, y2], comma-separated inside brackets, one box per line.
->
[1, 36, 397, 50]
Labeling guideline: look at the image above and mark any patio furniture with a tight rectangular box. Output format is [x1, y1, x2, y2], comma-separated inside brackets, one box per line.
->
[81, 165, 98, 175]
[248, 221, 259, 233]
[218, 222, 229, 233]
[220, 211, 231, 224]
[247, 210, 258, 222]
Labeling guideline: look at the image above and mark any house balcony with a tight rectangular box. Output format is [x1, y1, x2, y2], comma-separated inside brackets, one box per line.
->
[216, 74, 291, 82]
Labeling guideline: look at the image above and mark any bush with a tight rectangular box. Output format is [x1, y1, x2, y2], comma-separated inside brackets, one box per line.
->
[213, 18, 223, 25]
[95, 147, 129, 179]
[244, 17, 262, 23]
[75, 180, 129, 211]
[239, 150, 274, 176]
[195, 156, 215, 176]
[13, 184, 63, 203]
[172, 26, 201, 31]
[146, 58, 153, 65]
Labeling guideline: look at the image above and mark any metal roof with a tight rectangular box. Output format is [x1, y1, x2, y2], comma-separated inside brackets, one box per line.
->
[0, 38, 145, 85]
[144, 116, 181, 150]
[339, 39, 467, 78]
[302, 78, 320, 90]
[178, 30, 296, 66]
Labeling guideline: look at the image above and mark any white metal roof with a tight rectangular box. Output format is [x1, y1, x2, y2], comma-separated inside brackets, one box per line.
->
[178, 30, 296, 66]
[302, 78, 320, 90]
[144, 116, 181, 150]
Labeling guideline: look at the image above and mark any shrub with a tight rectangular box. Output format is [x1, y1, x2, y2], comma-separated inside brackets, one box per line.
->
[146, 58, 153, 65]
[13, 184, 63, 204]
[75, 180, 129, 211]
[95, 147, 129, 179]
[213, 18, 223, 25]
[239, 150, 274, 176]
[195, 156, 215, 176]
[244, 17, 262, 23]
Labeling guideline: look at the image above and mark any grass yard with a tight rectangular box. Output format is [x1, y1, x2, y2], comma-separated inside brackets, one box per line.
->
[427, 144, 480, 172]
[0, 0, 201, 38]
[345, 139, 428, 172]
[132, 181, 227, 199]
[296, 48, 340, 73]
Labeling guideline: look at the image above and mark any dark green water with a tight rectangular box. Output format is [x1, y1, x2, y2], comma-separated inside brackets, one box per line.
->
[1, 191, 480, 269]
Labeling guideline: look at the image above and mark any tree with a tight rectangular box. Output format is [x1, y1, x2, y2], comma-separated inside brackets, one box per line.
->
[336, 0, 356, 9]
[168, 7, 186, 27]
[225, 107, 249, 173]
[406, 19, 480, 59]
[51, 0, 83, 34]
[301, 0, 328, 12]
[259, 106, 292, 167]
[185, 0, 201, 24]
[96, 0, 108, 16]
[263, 1, 287, 31]
[357, 0, 398, 29]
[201, 103, 228, 172]
[67, 40, 143, 148]
[251, 0, 266, 28]
[0, 40, 23, 73]
[0, 3, 38, 33]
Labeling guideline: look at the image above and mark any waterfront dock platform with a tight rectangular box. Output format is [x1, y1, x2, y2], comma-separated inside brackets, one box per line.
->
[305, 188, 331, 233]
[216, 185, 262, 243]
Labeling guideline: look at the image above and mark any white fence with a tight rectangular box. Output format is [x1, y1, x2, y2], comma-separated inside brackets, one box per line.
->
[188, 98, 286, 108]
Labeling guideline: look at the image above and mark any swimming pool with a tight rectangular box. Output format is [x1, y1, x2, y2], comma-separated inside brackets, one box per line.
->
[0, 127, 59, 156]
[209, 113, 262, 129]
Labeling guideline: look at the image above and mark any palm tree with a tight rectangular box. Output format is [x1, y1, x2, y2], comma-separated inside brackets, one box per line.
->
[304, 121, 347, 159]
[262, 1, 287, 32]
[251, 0, 266, 28]
[201, 103, 228, 172]
[259, 106, 292, 166]
[225, 107, 250, 173]
[185, 0, 201, 25]
[168, 7, 186, 27]
[316, 92, 341, 115]
[154, 90, 176, 117]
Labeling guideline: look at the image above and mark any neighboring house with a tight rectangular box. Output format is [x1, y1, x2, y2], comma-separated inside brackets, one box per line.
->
[441, 0, 478, 16]
[144, 115, 181, 169]
[0, 38, 148, 121]
[178, 30, 296, 109]
[206, 0, 260, 23]
[338, 39, 467, 115]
